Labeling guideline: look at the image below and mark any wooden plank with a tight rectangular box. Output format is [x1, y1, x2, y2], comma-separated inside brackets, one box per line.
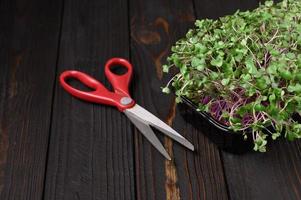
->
[222, 140, 301, 200]
[130, 0, 229, 199]
[193, 0, 259, 20]
[193, 1, 301, 199]
[0, 0, 63, 199]
[43, 0, 136, 199]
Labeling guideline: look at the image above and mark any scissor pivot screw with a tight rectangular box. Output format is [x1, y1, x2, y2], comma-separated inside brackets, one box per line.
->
[120, 97, 132, 105]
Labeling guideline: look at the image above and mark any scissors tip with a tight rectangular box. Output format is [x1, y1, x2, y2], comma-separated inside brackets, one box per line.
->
[161, 151, 172, 160]
[183, 141, 195, 151]
[162, 151, 171, 160]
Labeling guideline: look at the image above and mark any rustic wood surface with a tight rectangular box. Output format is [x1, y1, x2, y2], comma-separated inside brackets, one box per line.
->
[1, 0, 301, 199]
[0, 0, 63, 199]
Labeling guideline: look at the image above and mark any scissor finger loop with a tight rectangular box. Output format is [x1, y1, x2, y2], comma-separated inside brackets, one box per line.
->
[105, 58, 133, 97]
[60, 70, 102, 91]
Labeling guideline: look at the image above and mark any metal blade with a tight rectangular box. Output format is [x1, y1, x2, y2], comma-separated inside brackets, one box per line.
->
[125, 111, 171, 160]
[124, 104, 194, 151]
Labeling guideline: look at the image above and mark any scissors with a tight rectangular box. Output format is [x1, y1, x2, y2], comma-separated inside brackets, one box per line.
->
[59, 58, 194, 160]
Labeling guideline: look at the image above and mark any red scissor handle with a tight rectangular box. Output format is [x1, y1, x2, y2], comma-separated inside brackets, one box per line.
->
[59, 58, 135, 111]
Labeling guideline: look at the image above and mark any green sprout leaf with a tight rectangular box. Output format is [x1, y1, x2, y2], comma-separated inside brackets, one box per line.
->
[254, 133, 267, 152]
[162, 87, 170, 94]
[265, 1, 274, 7]
[162, 65, 169, 73]
[210, 56, 223, 67]
[279, 70, 293, 80]
[245, 57, 258, 75]
[288, 83, 301, 93]
[221, 78, 230, 86]
[191, 57, 205, 71]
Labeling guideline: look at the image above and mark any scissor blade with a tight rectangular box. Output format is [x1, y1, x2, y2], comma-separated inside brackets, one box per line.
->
[125, 112, 171, 160]
[124, 104, 194, 151]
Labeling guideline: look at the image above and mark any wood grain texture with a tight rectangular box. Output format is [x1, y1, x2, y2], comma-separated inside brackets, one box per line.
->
[222, 140, 301, 200]
[193, 0, 259, 20]
[130, 0, 228, 199]
[44, 0, 136, 199]
[0, 0, 62, 199]
[1, 0, 301, 199]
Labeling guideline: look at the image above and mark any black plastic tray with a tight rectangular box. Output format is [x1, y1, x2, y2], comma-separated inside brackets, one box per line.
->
[177, 96, 254, 154]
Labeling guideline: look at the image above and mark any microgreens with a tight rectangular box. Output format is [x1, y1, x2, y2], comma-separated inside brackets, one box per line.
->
[162, 0, 301, 152]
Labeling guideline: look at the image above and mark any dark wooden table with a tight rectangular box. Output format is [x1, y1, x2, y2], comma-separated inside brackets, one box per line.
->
[1, 0, 301, 199]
